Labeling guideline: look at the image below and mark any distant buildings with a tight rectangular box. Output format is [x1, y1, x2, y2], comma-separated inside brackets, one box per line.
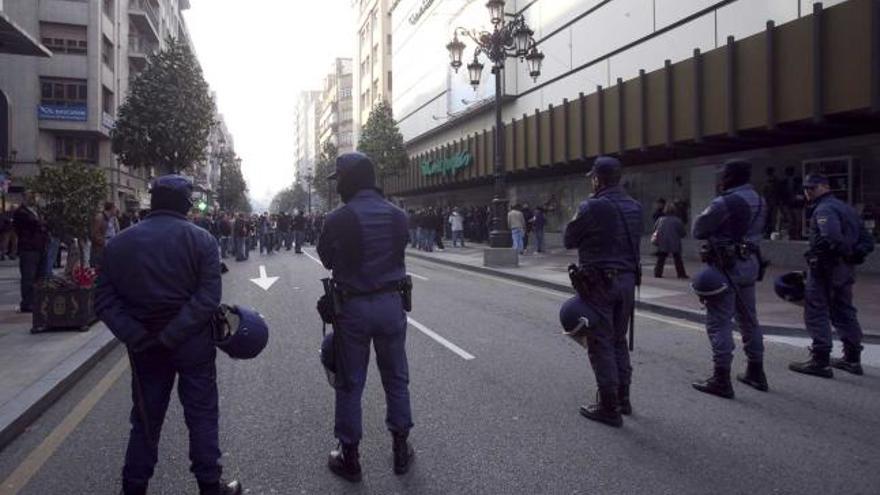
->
[353, 0, 393, 145]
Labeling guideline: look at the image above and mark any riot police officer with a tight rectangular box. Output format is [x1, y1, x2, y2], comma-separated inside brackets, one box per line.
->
[789, 174, 873, 377]
[563, 156, 642, 428]
[317, 152, 414, 481]
[95, 176, 241, 495]
[692, 159, 768, 399]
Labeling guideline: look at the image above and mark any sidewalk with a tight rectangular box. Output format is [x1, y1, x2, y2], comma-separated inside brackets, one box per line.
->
[0, 260, 117, 451]
[405, 244, 880, 342]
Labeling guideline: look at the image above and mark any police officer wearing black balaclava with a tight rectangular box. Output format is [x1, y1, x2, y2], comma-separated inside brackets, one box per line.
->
[317, 152, 414, 482]
[563, 156, 643, 428]
[789, 174, 874, 377]
[96, 175, 241, 495]
[692, 160, 767, 399]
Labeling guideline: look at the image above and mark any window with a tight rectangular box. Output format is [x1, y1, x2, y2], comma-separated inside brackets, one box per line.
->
[102, 36, 114, 70]
[387, 34, 392, 55]
[340, 87, 351, 99]
[55, 136, 98, 163]
[103, 0, 114, 17]
[40, 78, 87, 107]
[40, 22, 87, 55]
[102, 87, 114, 116]
[387, 71, 392, 93]
[340, 132, 353, 146]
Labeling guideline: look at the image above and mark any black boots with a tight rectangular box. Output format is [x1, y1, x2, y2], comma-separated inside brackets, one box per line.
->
[579, 389, 623, 427]
[197, 479, 242, 495]
[693, 367, 735, 399]
[736, 361, 769, 392]
[328, 443, 362, 483]
[392, 432, 415, 475]
[618, 384, 632, 416]
[831, 347, 864, 376]
[789, 350, 833, 378]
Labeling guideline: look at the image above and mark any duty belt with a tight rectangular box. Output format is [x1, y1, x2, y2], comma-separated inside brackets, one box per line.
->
[335, 282, 405, 300]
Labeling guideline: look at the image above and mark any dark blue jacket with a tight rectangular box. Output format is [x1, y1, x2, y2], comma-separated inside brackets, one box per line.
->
[808, 192, 861, 257]
[95, 211, 221, 349]
[564, 186, 643, 272]
[317, 189, 408, 292]
[693, 184, 765, 245]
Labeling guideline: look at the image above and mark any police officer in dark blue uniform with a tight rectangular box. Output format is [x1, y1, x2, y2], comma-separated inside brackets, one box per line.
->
[691, 160, 768, 399]
[563, 156, 642, 428]
[789, 174, 873, 377]
[317, 152, 414, 481]
[96, 175, 241, 495]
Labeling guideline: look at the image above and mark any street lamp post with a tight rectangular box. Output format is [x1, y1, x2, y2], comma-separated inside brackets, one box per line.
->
[447, 0, 544, 249]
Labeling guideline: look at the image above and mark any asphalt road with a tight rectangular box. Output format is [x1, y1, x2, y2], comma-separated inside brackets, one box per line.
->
[1, 247, 879, 495]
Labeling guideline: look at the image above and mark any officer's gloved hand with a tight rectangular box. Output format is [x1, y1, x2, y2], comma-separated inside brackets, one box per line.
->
[129, 334, 167, 354]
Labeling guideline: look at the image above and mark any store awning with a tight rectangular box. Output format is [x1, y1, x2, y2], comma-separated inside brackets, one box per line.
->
[0, 11, 51, 57]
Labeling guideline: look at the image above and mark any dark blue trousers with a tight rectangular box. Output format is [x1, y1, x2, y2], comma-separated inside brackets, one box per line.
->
[334, 293, 413, 445]
[18, 249, 44, 312]
[804, 264, 863, 354]
[583, 273, 635, 391]
[123, 336, 221, 485]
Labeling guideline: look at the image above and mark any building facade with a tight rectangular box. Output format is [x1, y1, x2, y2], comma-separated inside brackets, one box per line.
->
[387, 0, 878, 244]
[0, 0, 196, 211]
[353, 0, 393, 144]
[318, 57, 355, 155]
[294, 90, 322, 181]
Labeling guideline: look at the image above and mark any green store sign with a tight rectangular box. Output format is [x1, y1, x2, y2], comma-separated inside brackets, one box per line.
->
[420, 151, 472, 177]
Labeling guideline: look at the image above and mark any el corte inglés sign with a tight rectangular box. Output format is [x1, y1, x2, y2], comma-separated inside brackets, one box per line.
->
[420, 151, 472, 177]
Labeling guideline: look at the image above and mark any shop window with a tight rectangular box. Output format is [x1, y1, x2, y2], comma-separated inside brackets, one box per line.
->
[40, 22, 87, 55]
[55, 136, 98, 163]
[40, 78, 87, 107]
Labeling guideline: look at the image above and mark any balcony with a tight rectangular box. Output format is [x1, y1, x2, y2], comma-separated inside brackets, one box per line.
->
[128, 0, 160, 41]
[128, 35, 157, 70]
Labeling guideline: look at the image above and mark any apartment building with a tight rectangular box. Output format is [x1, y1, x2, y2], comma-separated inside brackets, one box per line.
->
[318, 58, 354, 155]
[293, 90, 321, 182]
[352, 0, 393, 144]
[0, 0, 196, 211]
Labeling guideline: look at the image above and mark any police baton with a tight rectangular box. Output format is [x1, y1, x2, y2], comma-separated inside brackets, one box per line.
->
[126, 350, 158, 449]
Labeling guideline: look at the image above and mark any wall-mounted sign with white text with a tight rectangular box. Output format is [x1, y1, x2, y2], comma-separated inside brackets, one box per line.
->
[420, 151, 472, 177]
[37, 105, 87, 122]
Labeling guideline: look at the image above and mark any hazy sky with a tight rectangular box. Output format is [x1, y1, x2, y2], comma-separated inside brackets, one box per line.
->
[183, 0, 355, 208]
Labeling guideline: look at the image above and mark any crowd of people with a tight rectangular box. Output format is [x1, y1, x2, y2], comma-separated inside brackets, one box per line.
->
[195, 210, 326, 261]
[405, 203, 547, 255]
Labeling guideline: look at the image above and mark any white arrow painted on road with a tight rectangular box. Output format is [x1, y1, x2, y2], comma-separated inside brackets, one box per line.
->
[250, 265, 279, 291]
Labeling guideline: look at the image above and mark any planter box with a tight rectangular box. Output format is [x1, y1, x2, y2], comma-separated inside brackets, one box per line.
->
[32, 285, 97, 333]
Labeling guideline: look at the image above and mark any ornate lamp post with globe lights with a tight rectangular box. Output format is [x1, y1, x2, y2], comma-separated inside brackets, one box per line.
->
[446, 0, 544, 249]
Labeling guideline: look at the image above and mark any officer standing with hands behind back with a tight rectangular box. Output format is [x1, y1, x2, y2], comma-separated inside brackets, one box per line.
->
[789, 174, 874, 377]
[563, 156, 643, 428]
[95, 175, 241, 495]
[691, 160, 768, 399]
[317, 152, 414, 482]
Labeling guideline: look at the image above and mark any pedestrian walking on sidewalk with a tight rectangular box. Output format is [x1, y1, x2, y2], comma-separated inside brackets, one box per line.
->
[563, 156, 642, 428]
[532, 206, 546, 253]
[91, 202, 119, 270]
[13, 192, 47, 313]
[449, 207, 465, 247]
[652, 203, 688, 279]
[95, 175, 242, 495]
[789, 174, 875, 378]
[691, 159, 768, 399]
[318, 152, 414, 482]
[508, 205, 526, 254]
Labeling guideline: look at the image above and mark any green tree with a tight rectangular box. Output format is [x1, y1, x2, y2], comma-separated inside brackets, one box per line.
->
[357, 100, 408, 189]
[216, 150, 251, 213]
[111, 37, 215, 174]
[311, 141, 338, 210]
[270, 182, 308, 214]
[29, 162, 108, 242]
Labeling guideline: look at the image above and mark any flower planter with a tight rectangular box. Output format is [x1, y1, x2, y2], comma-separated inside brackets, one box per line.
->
[31, 284, 97, 333]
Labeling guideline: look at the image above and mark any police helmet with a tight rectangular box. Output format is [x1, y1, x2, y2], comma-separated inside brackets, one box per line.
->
[320, 333, 338, 388]
[559, 296, 601, 348]
[774, 271, 806, 305]
[691, 266, 730, 299]
[213, 305, 269, 359]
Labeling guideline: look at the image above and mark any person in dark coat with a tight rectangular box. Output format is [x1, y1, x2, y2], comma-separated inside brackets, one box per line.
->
[95, 175, 241, 495]
[653, 203, 688, 278]
[563, 157, 643, 428]
[318, 152, 414, 481]
[292, 210, 306, 254]
[13, 192, 48, 313]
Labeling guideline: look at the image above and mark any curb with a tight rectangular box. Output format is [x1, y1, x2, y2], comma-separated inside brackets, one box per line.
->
[406, 251, 880, 345]
[0, 324, 119, 452]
